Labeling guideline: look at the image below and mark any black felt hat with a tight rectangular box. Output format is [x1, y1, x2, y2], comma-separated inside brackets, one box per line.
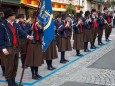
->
[80, 11, 83, 15]
[55, 14, 62, 19]
[91, 9, 96, 13]
[32, 11, 37, 18]
[76, 13, 82, 19]
[4, 8, 16, 19]
[85, 11, 90, 17]
[17, 14, 25, 18]
[103, 7, 108, 10]
[61, 14, 68, 20]
[98, 12, 103, 17]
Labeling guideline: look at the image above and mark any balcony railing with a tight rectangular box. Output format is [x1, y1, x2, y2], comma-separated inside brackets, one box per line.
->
[1, 0, 20, 4]
[88, 0, 104, 3]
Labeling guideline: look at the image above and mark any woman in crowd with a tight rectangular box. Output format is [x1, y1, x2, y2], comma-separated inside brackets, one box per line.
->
[73, 13, 84, 56]
[83, 11, 93, 52]
[26, 12, 44, 80]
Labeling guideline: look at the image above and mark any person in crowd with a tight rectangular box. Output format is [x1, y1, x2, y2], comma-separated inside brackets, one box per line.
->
[83, 11, 93, 52]
[26, 12, 44, 80]
[103, 7, 113, 42]
[90, 9, 98, 49]
[43, 33, 58, 70]
[97, 13, 105, 45]
[55, 13, 72, 63]
[0, 8, 33, 86]
[73, 13, 84, 56]
[17, 14, 31, 68]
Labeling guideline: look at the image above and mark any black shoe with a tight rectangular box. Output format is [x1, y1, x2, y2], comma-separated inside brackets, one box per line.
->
[98, 43, 104, 46]
[77, 54, 83, 56]
[32, 75, 39, 80]
[47, 67, 54, 70]
[51, 66, 56, 70]
[36, 74, 42, 78]
[64, 59, 69, 62]
[11, 78, 18, 86]
[90, 46, 96, 49]
[101, 42, 105, 45]
[106, 39, 111, 42]
[84, 49, 90, 52]
[94, 45, 98, 48]
[60, 60, 66, 64]
[98, 43, 102, 46]
[6, 80, 12, 86]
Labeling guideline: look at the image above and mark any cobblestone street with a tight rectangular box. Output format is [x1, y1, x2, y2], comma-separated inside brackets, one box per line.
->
[0, 29, 115, 86]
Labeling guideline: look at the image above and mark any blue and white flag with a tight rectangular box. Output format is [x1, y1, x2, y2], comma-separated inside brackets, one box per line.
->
[38, 0, 55, 52]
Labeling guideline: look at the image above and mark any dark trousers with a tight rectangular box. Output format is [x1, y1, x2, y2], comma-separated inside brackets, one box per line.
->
[61, 52, 65, 61]
[76, 50, 80, 55]
[84, 42, 88, 50]
[0, 53, 5, 76]
[0, 60, 5, 75]
[46, 60, 52, 67]
[105, 25, 112, 40]
[1, 47, 19, 80]
[98, 29, 103, 43]
[91, 28, 98, 47]
[21, 54, 26, 67]
[30, 66, 38, 76]
[113, 19, 115, 27]
[20, 38, 27, 67]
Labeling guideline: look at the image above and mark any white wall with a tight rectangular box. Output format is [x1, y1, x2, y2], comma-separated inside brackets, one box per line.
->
[82, 0, 104, 12]
[83, 0, 91, 12]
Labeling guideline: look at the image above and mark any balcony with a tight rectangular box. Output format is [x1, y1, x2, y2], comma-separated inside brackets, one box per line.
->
[88, 0, 104, 3]
[0, 0, 20, 4]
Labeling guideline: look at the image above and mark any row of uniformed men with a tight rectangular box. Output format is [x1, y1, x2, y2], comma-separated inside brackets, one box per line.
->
[55, 7, 112, 62]
[0, 7, 113, 86]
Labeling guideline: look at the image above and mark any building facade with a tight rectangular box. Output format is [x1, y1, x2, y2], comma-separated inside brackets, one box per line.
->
[51, 0, 83, 12]
[83, 0, 105, 12]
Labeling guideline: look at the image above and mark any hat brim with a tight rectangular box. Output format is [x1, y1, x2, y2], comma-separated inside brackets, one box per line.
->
[4, 12, 16, 19]
[5, 12, 16, 18]
[62, 16, 68, 20]
[104, 9, 108, 10]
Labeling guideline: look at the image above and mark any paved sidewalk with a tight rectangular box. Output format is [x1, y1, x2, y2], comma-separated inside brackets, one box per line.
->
[0, 29, 115, 86]
[33, 41, 115, 86]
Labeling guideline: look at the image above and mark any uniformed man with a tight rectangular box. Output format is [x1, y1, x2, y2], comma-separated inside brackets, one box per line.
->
[90, 9, 98, 49]
[17, 14, 31, 68]
[97, 12, 105, 45]
[83, 11, 93, 52]
[73, 13, 84, 56]
[55, 14, 72, 63]
[0, 8, 33, 86]
[103, 7, 113, 42]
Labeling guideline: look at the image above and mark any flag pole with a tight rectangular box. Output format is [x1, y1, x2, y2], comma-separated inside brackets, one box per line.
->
[19, 0, 41, 85]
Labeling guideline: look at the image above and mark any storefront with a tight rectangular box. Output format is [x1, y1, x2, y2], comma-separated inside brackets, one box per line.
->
[20, 0, 38, 17]
[52, 2, 83, 17]
[0, 0, 83, 21]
